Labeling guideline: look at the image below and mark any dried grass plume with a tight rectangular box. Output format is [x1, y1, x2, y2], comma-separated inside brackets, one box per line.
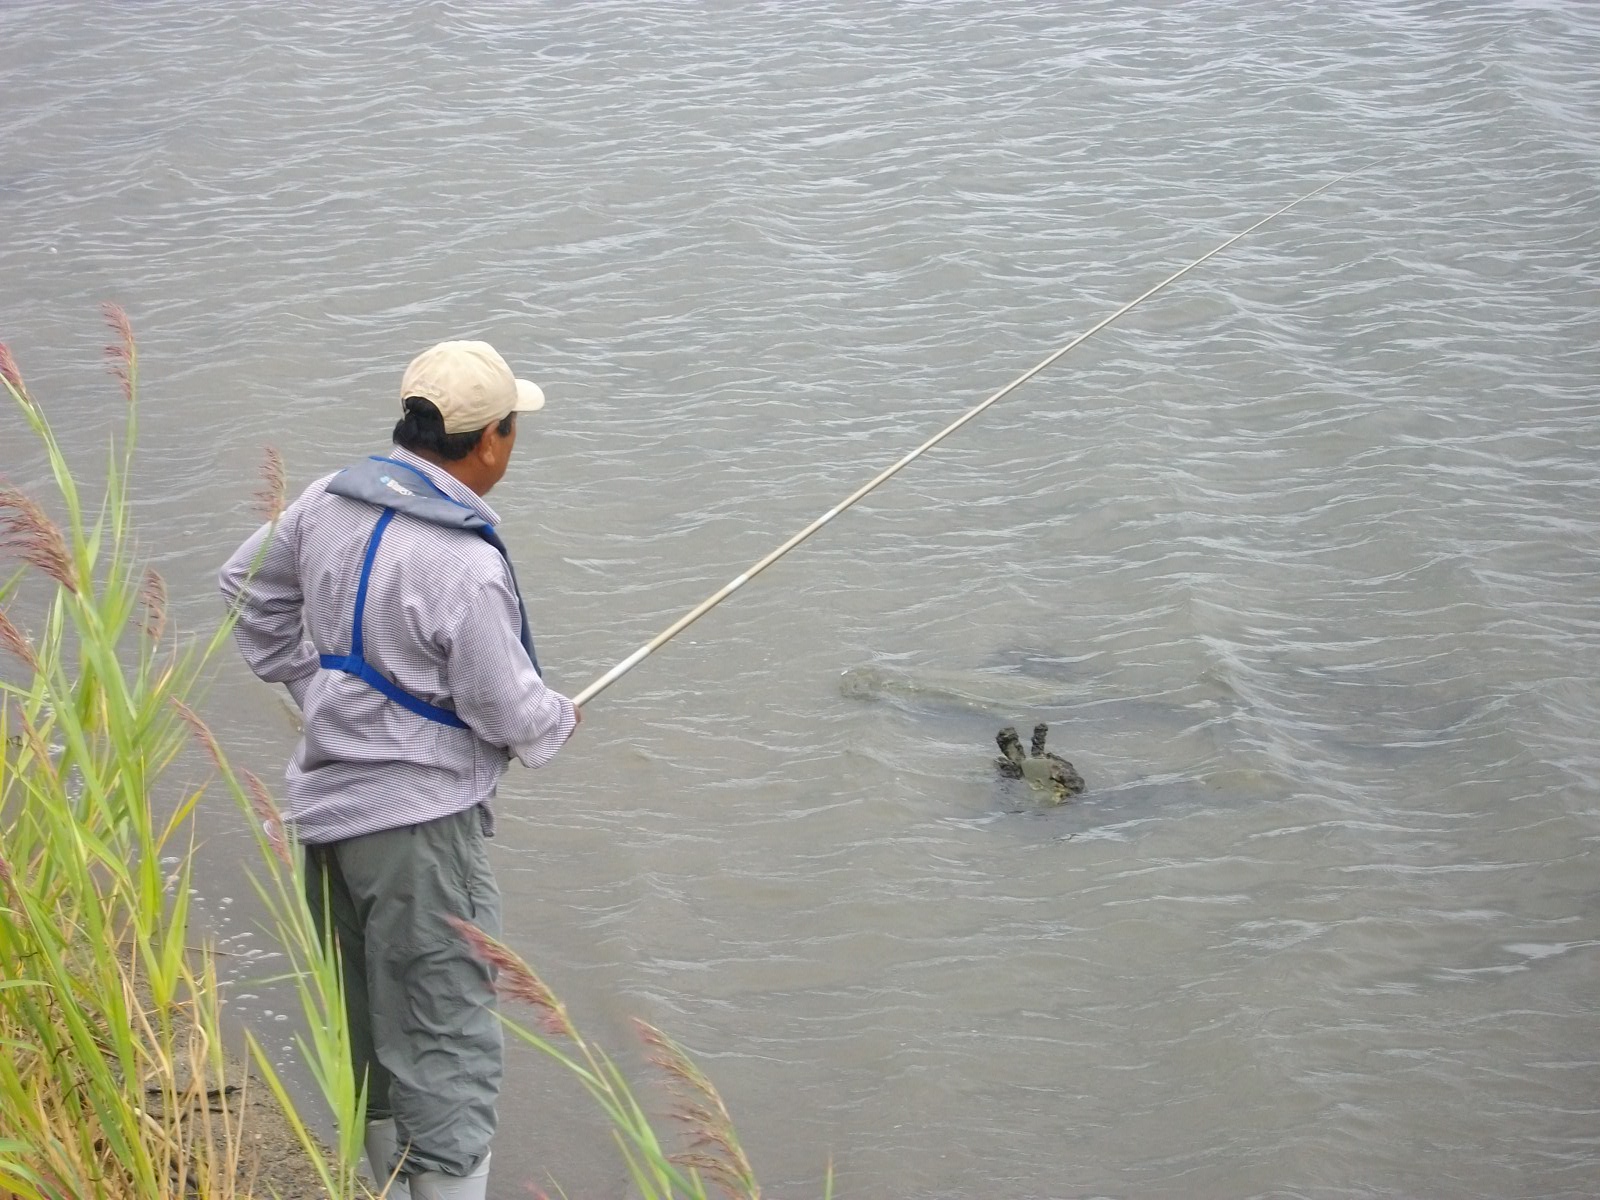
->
[449, 918, 577, 1041]
[171, 697, 225, 773]
[102, 302, 136, 404]
[242, 769, 291, 868]
[0, 342, 24, 398]
[0, 606, 41, 674]
[139, 567, 168, 643]
[636, 1019, 760, 1200]
[0, 484, 77, 593]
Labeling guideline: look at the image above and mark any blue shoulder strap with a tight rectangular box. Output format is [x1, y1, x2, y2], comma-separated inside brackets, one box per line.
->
[317, 509, 470, 729]
[317, 455, 543, 730]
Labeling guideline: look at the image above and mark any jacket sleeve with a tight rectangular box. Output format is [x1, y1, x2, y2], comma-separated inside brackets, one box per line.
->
[218, 505, 319, 706]
[442, 571, 577, 768]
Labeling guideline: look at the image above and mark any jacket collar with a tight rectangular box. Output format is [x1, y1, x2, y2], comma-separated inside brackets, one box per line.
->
[387, 445, 502, 526]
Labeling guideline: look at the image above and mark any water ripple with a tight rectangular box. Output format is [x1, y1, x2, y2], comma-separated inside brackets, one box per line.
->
[5, 0, 1600, 1195]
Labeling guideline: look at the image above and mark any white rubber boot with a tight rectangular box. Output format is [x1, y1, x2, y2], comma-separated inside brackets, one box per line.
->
[363, 1118, 411, 1198]
[406, 1152, 491, 1200]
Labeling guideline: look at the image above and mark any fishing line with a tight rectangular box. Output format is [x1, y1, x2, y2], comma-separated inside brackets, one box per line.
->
[572, 166, 1373, 708]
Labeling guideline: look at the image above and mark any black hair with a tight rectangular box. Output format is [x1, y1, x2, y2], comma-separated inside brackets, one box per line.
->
[393, 397, 515, 460]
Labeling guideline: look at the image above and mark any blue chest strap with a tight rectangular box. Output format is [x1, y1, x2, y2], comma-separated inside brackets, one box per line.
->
[317, 456, 542, 730]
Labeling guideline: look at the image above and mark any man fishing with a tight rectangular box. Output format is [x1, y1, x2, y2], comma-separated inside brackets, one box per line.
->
[220, 339, 580, 1200]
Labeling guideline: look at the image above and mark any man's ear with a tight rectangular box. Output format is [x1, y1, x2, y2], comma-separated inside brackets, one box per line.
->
[474, 423, 500, 468]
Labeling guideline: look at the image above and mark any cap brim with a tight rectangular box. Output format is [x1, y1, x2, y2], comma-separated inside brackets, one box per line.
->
[514, 378, 546, 413]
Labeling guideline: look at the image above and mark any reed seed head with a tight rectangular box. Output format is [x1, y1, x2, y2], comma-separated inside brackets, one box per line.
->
[448, 917, 577, 1040]
[635, 1019, 760, 1200]
[0, 605, 41, 674]
[170, 697, 225, 773]
[102, 303, 136, 404]
[256, 446, 286, 522]
[0, 342, 23, 397]
[139, 567, 168, 643]
[242, 769, 291, 869]
[0, 484, 77, 593]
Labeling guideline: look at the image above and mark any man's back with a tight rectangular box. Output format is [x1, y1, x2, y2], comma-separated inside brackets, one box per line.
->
[221, 448, 572, 844]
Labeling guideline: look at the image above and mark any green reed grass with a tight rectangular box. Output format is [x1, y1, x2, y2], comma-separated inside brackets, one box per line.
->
[0, 311, 826, 1199]
[0, 308, 365, 1198]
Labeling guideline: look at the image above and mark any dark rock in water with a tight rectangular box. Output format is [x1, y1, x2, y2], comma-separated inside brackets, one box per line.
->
[995, 722, 1085, 804]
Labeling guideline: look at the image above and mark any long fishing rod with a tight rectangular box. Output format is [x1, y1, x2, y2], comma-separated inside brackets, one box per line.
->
[572, 168, 1368, 709]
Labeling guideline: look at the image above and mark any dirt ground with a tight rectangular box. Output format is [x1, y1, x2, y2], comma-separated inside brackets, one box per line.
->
[169, 1043, 349, 1200]
[131, 983, 356, 1200]
[225, 1058, 342, 1200]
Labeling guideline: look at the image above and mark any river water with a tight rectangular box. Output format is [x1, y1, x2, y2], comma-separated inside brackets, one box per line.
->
[4, 3, 1599, 1197]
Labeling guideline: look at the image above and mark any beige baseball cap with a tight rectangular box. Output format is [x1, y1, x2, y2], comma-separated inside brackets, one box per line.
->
[399, 340, 546, 434]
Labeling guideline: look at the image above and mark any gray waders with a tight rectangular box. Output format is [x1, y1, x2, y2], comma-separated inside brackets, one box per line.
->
[304, 806, 502, 1196]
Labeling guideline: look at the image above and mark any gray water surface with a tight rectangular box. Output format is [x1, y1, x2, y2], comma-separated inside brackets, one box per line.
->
[4, 3, 1599, 1197]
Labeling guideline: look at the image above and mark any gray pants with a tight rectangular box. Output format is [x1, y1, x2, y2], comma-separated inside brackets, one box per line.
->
[304, 805, 503, 1178]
